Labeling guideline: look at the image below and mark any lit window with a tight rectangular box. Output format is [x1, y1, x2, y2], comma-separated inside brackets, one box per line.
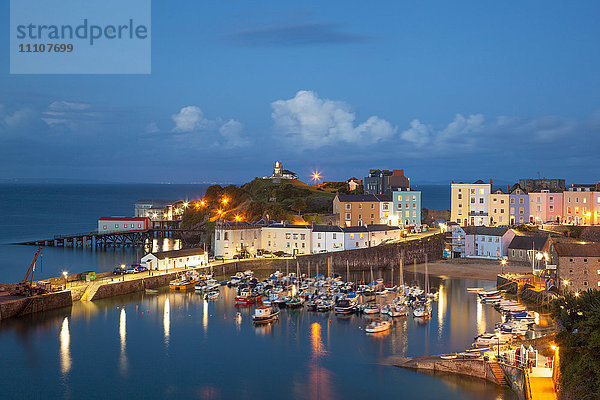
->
[479, 189, 484, 195]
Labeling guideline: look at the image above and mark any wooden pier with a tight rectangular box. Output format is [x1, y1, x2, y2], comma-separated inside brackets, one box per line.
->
[15, 228, 202, 248]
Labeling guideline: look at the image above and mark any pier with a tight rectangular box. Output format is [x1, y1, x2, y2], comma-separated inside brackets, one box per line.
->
[15, 228, 203, 248]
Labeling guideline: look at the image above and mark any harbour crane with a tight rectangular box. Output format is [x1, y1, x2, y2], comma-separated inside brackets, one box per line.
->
[11, 246, 47, 296]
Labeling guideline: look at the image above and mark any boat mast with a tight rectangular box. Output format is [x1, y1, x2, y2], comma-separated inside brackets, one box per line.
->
[425, 254, 429, 294]
[346, 259, 350, 282]
[399, 254, 404, 287]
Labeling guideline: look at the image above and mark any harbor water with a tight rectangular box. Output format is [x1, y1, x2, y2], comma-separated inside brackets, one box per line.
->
[0, 275, 521, 399]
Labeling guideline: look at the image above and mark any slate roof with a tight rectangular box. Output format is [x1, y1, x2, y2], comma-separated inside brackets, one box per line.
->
[336, 194, 392, 202]
[343, 226, 368, 233]
[312, 224, 344, 232]
[365, 224, 401, 232]
[463, 226, 511, 236]
[151, 247, 206, 260]
[553, 242, 600, 257]
[508, 235, 549, 250]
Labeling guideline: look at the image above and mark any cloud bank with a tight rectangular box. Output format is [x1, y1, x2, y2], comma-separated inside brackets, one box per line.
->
[271, 90, 396, 149]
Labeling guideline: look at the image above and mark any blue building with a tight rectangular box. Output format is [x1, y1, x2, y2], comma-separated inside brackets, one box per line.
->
[508, 184, 529, 225]
[392, 189, 422, 226]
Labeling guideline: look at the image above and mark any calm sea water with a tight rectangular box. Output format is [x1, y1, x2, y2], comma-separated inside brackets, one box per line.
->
[0, 275, 518, 400]
[0, 184, 450, 283]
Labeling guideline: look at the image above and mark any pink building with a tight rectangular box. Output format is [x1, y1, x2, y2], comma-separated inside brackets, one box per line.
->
[528, 191, 563, 224]
[594, 192, 600, 225]
[563, 187, 593, 225]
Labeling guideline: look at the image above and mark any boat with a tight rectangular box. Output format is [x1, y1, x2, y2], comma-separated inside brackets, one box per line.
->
[335, 299, 357, 314]
[252, 306, 280, 324]
[169, 276, 198, 291]
[440, 354, 458, 359]
[466, 288, 484, 293]
[145, 288, 159, 294]
[365, 319, 392, 333]
[204, 291, 219, 300]
[363, 304, 380, 314]
[317, 299, 335, 312]
[286, 295, 304, 308]
[234, 289, 262, 305]
[413, 301, 432, 318]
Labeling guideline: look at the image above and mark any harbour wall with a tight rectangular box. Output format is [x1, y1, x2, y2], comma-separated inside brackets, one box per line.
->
[0, 291, 72, 321]
[387, 355, 500, 384]
[90, 271, 181, 301]
[499, 363, 528, 399]
[496, 275, 557, 306]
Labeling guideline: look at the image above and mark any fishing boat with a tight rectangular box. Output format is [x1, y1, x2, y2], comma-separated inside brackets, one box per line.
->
[252, 306, 280, 324]
[466, 287, 484, 293]
[169, 275, 198, 291]
[473, 332, 511, 347]
[145, 288, 159, 294]
[286, 295, 304, 308]
[234, 289, 262, 305]
[365, 319, 392, 333]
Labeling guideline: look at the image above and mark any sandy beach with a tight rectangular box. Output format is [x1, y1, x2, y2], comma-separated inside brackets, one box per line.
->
[418, 260, 532, 281]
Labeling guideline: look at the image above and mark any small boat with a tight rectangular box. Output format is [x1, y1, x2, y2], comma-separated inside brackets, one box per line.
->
[413, 302, 432, 318]
[253, 306, 280, 324]
[363, 304, 380, 314]
[145, 288, 159, 294]
[169, 276, 198, 291]
[335, 299, 357, 314]
[286, 295, 304, 308]
[204, 291, 219, 300]
[235, 289, 262, 305]
[365, 319, 392, 333]
[467, 288, 484, 293]
[440, 354, 458, 359]
[317, 299, 335, 312]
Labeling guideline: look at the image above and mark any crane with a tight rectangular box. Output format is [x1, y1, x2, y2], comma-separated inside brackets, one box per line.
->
[12, 246, 46, 297]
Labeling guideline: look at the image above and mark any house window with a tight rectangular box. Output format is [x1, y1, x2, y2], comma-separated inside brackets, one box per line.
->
[224, 243, 228, 248]
[317, 242, 321, 247]
[268, 241, 271, 246]
[584, 258, 588, 263]
[479, 189, 484, 195]
[584, 281, 588, 286]
[345, 213, 351, 220]
[471, 197, 475, 203]
[549, 205, 554, 211]
[286, 233, 291, 239]
[470, 189, 475, 194]
[398, 195, 403, 201]
[569, 269, 574, 274]
[370, 213, 374, 218]
[359, 204, 362, 209]
[371, 204, 374, 209]
[333, 233, 336, 239]
[519, 198, 524, 204]
[550, 197, 554, 203]
[224, 232, 229, 240]
[345, 203, 351, 210]
[479, 198, 484, 204]
[350, 234, 354, 239]
[512, 249, 515, 257]
[569, 258, 574, 262]
[458, 194, 462, 200]
[300, 234, 305, 240]
[216, 232, 220, 240]
[318, 233, 322, 239]
[268, 232, 271, 238]
[103, 225, 107, 230]
[115, 224, 119, 228]
[286, 242, 290, 248]
[359, 233, 364, 239]
[302, 243, 305, 248]
[519, 250, 523, 257]
[510, 198, 515, 204]
[293, 233, 298, 240]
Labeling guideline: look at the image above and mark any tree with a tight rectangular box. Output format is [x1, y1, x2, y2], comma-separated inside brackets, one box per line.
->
[291, 198, 307, 215]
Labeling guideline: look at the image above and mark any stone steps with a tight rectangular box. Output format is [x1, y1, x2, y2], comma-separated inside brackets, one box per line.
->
[489, 361, 507, 386]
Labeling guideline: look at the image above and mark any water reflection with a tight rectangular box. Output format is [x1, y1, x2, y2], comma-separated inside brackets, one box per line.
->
[59, 316, 71, 376]
[438, 283, 446, 339]
[119, 308, 127, 374]
[307, 322, 334, 399]
[164, 298, 170, 347]
[203, 300, 208, 334]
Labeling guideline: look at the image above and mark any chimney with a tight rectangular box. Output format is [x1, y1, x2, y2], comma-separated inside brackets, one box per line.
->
[507, 185, 510, 193]
[393, 169, 404, 176]
[489, 178, 493, 186]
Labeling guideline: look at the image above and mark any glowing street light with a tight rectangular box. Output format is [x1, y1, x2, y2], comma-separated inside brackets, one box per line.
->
[62, 270, 68, 289]
[235, 214, 241, 221]
[311, 171, 322, 185]
[222, 197, 229, 205]
[183, 202, 189, 208]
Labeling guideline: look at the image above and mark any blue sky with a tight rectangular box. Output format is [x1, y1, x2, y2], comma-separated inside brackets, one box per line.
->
[1, 1, 600, 184]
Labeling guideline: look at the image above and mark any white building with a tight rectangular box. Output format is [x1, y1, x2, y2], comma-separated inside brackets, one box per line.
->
[366, 224, 403, 246]
[140, 248, 208, 271]
[451, 180, 492, 226]
[213, 221, 263, 259]
[261, 223, 312, 255]
[453, 226, 516, 259]
[343, 226, 369, 250]
[98, 217, 151, 233]
[379, 198, 394, 226]
[311, 225, 345, 253]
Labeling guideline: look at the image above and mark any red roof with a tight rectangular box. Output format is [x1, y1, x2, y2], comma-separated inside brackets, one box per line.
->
[98, 217, 149, 221]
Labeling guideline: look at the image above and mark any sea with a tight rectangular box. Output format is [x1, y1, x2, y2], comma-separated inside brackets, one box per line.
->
[0, 184, 450, 283]
[0, 184, 526, 399]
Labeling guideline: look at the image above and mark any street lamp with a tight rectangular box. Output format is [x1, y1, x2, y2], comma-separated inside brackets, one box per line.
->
[496, 332, 501, 359]
[501, 259, 507, 274]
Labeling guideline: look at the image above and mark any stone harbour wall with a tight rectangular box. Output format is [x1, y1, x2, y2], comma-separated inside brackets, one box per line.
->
[0, 291, 72, 321]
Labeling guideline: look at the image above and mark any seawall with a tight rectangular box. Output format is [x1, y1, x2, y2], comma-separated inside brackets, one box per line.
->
[0, 291, 72, 321]
[387, 355, 500, 384]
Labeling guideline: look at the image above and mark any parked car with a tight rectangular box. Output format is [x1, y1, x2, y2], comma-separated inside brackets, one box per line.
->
[215, 255, 224, 261]
[113, 266, 127, 275]
[262, 252, 274, 258]
[134, 265, 148, 273]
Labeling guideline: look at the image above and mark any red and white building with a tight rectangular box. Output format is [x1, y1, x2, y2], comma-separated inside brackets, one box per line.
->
[98, 217, 152, 233]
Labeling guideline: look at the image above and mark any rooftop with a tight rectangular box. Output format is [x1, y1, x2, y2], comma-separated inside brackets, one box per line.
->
[462, 226, 511, 236]
[508, 235, 549, 250]
[150, 247, 207, 260]
[336, 194, 392, 202]
[553, 242, 600, 257]
[312, 224, 344, 232]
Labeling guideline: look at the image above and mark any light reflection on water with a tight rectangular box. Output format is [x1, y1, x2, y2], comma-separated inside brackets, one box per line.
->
[59, 316, 71, 376]
[0, 276, 527, 399]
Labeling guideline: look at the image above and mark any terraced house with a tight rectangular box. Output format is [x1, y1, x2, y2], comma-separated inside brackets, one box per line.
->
[333, 194, 391, 227]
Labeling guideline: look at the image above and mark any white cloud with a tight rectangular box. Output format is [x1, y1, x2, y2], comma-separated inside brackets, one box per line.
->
[41, 101, 98, 130]
[400, 113, 485, 148]
[219, 119, 249, 147]
[271, 90, 396, 148]
[171, 106, 214, 132]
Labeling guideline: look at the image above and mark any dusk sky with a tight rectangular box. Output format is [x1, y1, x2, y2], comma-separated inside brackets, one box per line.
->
[1, 1, 600, 184]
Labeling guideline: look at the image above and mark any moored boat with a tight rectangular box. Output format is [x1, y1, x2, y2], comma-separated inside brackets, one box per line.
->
[365, 319, 392, 333]
[253, 306, 280, 324]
